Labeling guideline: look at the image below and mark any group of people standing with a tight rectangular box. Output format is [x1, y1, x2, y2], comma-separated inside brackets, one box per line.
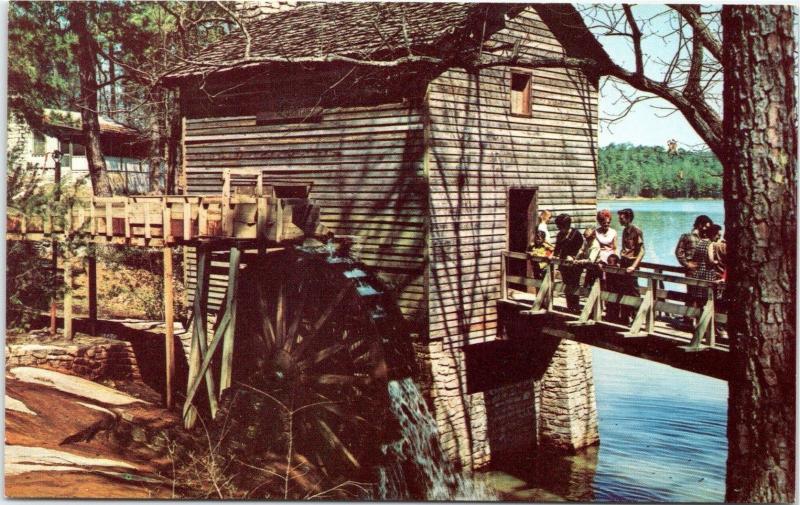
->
[527, 208, 726, 325]
[675, 214, 727, 307]
[529, 208, 645, 321]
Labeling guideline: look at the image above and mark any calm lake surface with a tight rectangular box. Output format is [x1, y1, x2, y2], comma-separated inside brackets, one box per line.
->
[482, 199, 728, 502]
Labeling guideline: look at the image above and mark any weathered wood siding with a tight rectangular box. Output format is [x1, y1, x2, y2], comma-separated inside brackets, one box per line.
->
[181, 71, 428, 326]
[425, 7, 599, 346]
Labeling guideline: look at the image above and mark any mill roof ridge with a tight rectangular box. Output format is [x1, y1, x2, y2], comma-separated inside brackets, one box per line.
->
[163, 2, 485, 82]
[162, 2, 611, 85]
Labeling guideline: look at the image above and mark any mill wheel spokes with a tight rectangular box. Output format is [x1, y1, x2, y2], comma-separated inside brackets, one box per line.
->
[232, 249, 397, 478]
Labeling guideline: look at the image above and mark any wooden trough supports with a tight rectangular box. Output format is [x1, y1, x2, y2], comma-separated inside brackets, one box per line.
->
[6, 183, 323, 413]
[183, 243, 242, 429]
[501, 251, 726, 352]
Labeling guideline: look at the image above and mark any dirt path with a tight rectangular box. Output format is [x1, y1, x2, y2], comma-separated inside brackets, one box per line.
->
[5, 367, 179, 498]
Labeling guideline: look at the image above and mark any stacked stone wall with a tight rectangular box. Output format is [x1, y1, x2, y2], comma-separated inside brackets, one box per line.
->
[420, 337, 599, 470]
[537, 341, 599, 451]
[484, 380, 538, 454]
[6, 341, 142, 382]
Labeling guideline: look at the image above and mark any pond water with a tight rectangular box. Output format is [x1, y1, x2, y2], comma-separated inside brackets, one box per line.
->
[481, 199, 729, 502]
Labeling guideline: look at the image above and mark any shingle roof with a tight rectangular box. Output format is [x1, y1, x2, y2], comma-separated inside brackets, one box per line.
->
[162, 2, 610, 85]
[43, 109, 141, 138]
[163, 2, 483, 82]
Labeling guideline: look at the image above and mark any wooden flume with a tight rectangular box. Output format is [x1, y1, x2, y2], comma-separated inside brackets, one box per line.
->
[6, 172, 327, 414]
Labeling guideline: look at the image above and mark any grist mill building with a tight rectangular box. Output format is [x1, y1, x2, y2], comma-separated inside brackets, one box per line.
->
[163, 2, 603, 469]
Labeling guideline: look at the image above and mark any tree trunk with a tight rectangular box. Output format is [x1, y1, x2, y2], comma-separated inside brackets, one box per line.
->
[68, 2, 112, 197]
[166, 92, 182, 194]
[722, 5, 796, 502]
[148, 87, 165, 193]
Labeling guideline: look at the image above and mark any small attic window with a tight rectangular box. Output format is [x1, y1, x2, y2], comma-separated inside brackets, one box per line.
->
[510, 72, 531, 116]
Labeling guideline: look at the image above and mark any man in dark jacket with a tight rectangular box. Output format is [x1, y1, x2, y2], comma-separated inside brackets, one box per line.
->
[553, 213, 584, 312]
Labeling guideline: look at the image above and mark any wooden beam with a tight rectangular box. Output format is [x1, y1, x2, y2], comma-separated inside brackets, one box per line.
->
[144, 202, 151, 240]
[183, 245, 209, 428]
[63, 255, 73, 340]
[105, 202, 113, 238]
[88, 251, 97, 336]
[163, 202, 172, 243]
[219, 246, 241, 394]
[183, 201, 191, 241]
[163, 245, 175, 409]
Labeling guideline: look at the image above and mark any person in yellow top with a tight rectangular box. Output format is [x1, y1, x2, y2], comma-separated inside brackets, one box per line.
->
[528, 230, 554, 280]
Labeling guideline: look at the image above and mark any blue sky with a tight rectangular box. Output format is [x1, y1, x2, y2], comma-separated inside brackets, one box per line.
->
[580, 4, 721, 150]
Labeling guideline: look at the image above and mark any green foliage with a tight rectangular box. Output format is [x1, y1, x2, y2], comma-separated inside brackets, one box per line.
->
[8, 2, 76, 128]
[6, 143, 63, 327]
[598, 143, 723, 198]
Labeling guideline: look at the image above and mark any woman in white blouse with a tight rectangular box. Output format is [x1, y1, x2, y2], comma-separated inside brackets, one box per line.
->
[595, 209, 617, 263]
[537, 210, 553, 245]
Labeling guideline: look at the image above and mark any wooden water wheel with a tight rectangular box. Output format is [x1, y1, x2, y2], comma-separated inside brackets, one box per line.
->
[224, 246, 411, 481]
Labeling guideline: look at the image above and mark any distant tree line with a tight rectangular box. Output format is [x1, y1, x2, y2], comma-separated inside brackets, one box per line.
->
[598, 143, 723, 198]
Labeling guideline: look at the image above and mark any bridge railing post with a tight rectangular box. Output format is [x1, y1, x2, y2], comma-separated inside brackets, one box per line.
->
[568, 274, 601, 326]
[500, 252, 507, 301]
[546, 261, 554, 312]
[680, 283, 717, 352]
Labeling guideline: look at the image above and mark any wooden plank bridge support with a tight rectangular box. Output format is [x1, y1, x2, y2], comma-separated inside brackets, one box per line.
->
[524, 263, 555, 314]
[568, 276, 602, 327]
[163, 245, 175, 409]
[622, 278, 656, 338]
[184, 244, 210, 428]
[88, 249, 98, 336]
[681, 287, 717, 352]
[63, 253, 73, 340]
[183, 243, 242, 429]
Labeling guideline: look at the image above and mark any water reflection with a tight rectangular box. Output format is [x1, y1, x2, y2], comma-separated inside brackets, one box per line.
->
[485, 445, 599, 501]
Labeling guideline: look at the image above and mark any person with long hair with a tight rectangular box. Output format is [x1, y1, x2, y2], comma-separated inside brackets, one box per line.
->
[537, 209, 553, 244]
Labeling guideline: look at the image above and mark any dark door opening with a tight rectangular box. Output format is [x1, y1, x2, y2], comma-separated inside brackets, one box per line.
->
[507, 187, 537, 292]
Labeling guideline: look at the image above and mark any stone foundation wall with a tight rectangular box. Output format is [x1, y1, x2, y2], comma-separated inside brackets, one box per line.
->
[421, 340, 543, 470]
[537, 340, 599, 451]
[484, 380, 538, 454]
[6, 342, 143, 382]
[419, 338, 598, 470]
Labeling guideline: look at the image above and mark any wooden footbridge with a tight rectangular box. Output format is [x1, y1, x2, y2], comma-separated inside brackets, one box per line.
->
[498, 252, 731, 380]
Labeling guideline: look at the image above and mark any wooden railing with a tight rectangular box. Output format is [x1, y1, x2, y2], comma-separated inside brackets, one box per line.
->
[6, 194, 308, 246]
[500, 251, 727, 351]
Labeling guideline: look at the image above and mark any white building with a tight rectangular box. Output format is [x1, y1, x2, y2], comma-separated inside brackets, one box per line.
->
[8, 109, 151, 194]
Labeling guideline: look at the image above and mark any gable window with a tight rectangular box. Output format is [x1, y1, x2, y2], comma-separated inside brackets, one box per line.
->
[510, 71, 531, 116]
[33, 132, 46, 156]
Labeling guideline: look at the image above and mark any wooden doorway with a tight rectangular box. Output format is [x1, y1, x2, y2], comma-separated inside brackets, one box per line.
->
[507, 187, 537, 292]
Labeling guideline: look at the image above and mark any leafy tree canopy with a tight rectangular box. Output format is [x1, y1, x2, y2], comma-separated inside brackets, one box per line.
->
[598, 143, 722, 199]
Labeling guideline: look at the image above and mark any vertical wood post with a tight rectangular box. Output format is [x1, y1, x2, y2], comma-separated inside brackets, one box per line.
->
[163, 245, 175, 409]
[219, 245, 241, 394]
[63, 254, 73, 340]
[546, 262, 554, 312]
[646, 278, 656, 334]
[88, 249, 97, 336]
[705, 286, 716, 347]
[500, 252, 507, 300]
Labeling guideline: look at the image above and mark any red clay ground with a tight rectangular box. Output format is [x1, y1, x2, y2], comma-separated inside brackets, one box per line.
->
[5, 367, 179, 498]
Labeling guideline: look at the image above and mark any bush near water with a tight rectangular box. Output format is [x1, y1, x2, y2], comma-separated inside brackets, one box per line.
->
[598, 144, 722, 199]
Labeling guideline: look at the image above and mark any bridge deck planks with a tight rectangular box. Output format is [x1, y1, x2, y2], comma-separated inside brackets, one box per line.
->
[497, 298, 730, 381]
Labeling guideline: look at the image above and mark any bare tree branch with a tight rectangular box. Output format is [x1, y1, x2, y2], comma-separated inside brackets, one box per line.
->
[622, 4, 644, 76]
[215, 1, 251, 59]
[684, 5, 704, 98]
[669, 4, 723, 62]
